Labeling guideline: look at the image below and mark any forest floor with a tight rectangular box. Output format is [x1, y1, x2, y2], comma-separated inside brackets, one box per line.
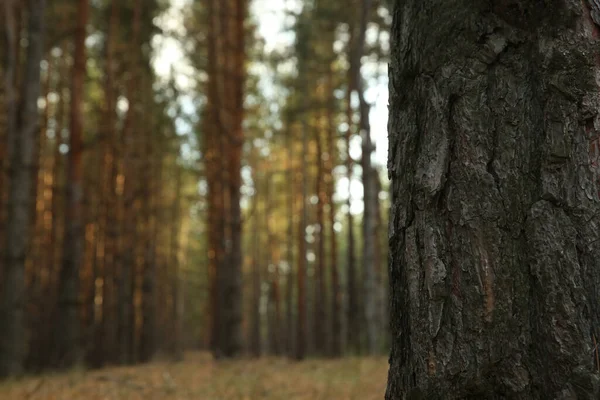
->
[0, 352, 388, 399]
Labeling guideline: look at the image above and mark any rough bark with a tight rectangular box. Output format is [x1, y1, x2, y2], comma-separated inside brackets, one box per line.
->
[386, 1, 600, 398]
[0, 0, 46, 377]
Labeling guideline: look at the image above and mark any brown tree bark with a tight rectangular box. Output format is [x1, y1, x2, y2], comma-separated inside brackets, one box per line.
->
[387, 1, 600, 398]
[0, 0, 46, 377]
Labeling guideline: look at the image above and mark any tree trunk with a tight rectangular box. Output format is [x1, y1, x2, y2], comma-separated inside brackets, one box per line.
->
[296, 117, 309, 360]
[345, 40, 359, 353]
[327, 66, 341, 357]
[220, 0, 245, 358]
[266, 172, 283, 355]
[96, 0, 118, 367]
[250, 180, 262, 357]
[55, 0, 88, 368]
[387, 1, 600, 398]
[0, 0, 46, 377]
[314, 127, 327, 355]
[286, 134, 295, 357]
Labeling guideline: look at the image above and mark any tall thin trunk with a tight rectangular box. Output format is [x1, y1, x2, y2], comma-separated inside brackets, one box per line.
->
[170, 166, 183, 360]
[56, 0, 89, 368]
[96, 0, 118, 367]
[266, 172, 282, 355]
[220, 0, 245, 358]
[40, 62, 66, 369]
[0, 0, 46, 377]
[27, 54, 52, 370]
[314, 126, 327, 355]
[327, 66, 341, 357]
[353, 0, 377, 355]
[250, 179, 261, 357]
[345, 32, 359, 353]
[118, 0, 142, 364]
[296, 117, 308, 360]
[285, 131, 295, 357]
[140, 92, 157, 363]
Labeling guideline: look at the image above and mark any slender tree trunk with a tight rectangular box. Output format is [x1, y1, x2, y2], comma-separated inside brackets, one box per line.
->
[345, 35, 359, 353]
[0, 0, 46, 377]
[219, 0, 246, 358]
[96, 0, 118, 367]
[55, 0, 88, 368]
[387, 1, 600, 398]
[327, 67, 341, 357]
[286, 134, 295, 357]
[140, 97, 157, 363]
[266, 172, 283, 355]
[169, 166, 183, 360]
[118, 0, 142, 364]
[314, 126, 327, 355]
[296, 117, 308, 360]
[351, 0, 378, 355]
[40, 65, 66, 369]
[250, 179, 261, 357]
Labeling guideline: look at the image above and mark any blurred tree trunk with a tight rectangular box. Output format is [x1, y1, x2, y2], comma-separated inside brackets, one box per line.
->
[296, 117, 308, 360]
[220, 0, 245, 358]
[0, 0, 46, 377]
[40, 62, 66, 368]
[170, 166, 183, 360]
[96, 0, 118, 367]
[250, 175, 261, 357]
[353, 0, 378, 355]
[140, 93, 157, 363]
[314, 126, 327, 355]
[345, 28, 359, 353]
[26, 55, 52, 370]
[0, 6, 6, 290]
[327, 66, 341, 357]
[285, 131, 295, 357]
[118, 0, 142, 365]
[387, 1, 600, 398]
[205, 0, 224, 356]
[56, 0, 88, 368]
[266, 172, 282, 355]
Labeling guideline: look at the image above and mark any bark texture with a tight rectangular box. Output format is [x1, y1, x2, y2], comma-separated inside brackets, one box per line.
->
[386, 1, 600, 398]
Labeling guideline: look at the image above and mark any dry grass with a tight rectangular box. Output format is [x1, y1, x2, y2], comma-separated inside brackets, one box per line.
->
[0, 352, 389, 399]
